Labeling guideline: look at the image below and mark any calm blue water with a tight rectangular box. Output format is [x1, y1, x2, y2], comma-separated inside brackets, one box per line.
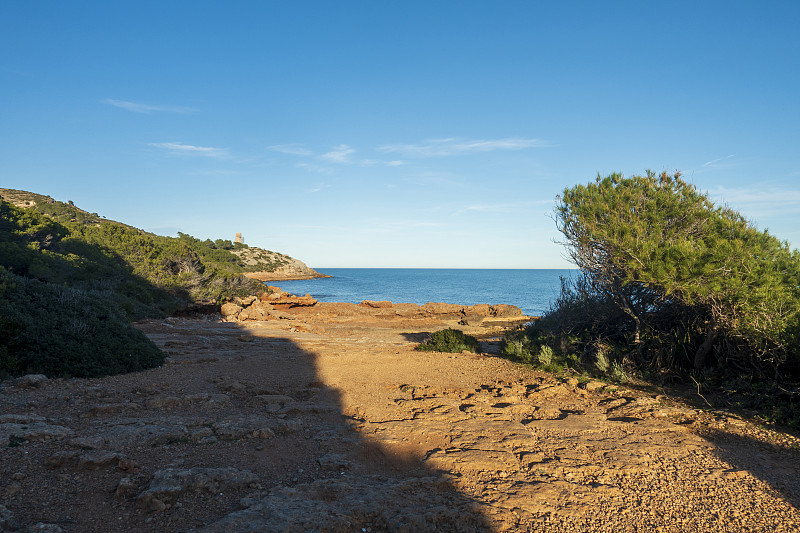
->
[270, 269, 575, 317]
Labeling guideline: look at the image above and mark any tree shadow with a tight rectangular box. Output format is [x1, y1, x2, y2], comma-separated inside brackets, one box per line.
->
[399, 331, 431, 343]
[400, 331, 507, 358]
[154, 319, 496, 532]
[697, 426, 800, 509]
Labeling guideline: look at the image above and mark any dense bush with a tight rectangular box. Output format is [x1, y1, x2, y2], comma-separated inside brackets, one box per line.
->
[416, 329, 481, 353]
[503, 172, 800, 426]
[0, 266, 164, 378]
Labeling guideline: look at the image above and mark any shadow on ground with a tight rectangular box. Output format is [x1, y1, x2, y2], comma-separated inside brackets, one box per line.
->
[159, 320, 496, 532]
[698, 427, 800, 510]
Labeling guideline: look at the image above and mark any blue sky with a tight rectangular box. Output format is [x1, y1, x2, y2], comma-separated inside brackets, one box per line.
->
[2, 1, 799, 268]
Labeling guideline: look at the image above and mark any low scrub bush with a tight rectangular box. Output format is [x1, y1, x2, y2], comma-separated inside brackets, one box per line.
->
[0, 267, 164, 378]
[416, 328, 480, 354]
[500, 320, 580, 375]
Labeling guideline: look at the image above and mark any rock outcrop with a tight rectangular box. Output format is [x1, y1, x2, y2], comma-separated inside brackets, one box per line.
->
[137, 467, 259, 512]
[221, 289, 318, 322]
[221, 287, 529, 330]
[238, 251, 329, 281]
[360, 300, 526, 321]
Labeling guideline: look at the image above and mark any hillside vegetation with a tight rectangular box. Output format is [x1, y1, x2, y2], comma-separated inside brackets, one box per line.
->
[0, 188, 296, 378]
[503, 172, 800, 428]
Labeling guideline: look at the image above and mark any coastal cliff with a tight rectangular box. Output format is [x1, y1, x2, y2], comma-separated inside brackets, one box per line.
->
[233, 247, 329, 281]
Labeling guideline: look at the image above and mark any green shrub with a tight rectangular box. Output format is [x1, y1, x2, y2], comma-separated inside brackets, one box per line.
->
[500, 324, 576, 373]
[555, 171, 800, 376]
[536, 345, 554, 366]
[0, 267, 164, 378]
[416, 329, 481, 353]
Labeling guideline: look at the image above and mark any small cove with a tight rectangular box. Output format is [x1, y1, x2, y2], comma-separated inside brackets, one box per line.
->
[268, 268, 575, 317]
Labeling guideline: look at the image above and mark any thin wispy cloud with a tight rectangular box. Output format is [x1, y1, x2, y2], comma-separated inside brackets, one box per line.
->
[710, 186, 800, 209]
[378, 137, 551, 157]
[459, 200, 549, 215]
[321, 144, 356, 163]
[464, 203, 524, 213]
[702, 154, 736, 167]
[148, 142, 228, 157]
[363, 219, 444, 234]
[407, 171, 466, 188]
[269, 144, 313, 156]
[295, 162, 333, 174]
[308, 182, 331, 193]
[103, 99, 196, 114]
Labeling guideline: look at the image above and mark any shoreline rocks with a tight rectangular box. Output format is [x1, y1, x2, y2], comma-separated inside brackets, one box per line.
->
[221, 287, 531, 327]
[243, 266, 330, 282]
[222, 288, 318, 322]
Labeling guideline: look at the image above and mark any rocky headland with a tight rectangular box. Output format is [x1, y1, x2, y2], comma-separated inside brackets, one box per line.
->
[1, 290, 799, 532]
[232, 249, 329, 282]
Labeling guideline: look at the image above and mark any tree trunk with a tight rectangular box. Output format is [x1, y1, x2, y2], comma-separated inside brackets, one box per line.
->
[615, 292, 641, 344]
[694, 324, 717, 371]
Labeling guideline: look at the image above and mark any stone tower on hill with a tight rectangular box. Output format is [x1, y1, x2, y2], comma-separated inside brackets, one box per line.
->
[235, 232, 242, 244]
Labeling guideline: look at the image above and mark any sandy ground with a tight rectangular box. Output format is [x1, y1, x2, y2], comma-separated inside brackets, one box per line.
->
[2, 303, 800, 532]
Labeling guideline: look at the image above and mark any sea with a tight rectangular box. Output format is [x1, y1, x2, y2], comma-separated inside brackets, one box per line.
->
[269, 268, 575, 317]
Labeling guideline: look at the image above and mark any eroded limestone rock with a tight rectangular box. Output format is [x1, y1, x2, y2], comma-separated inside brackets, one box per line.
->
[137, 467, 259, 511]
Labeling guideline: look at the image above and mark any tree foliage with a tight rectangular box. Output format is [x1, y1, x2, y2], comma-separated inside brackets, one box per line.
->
[557, 171, 800, 373]
[506, 172, 800, 387]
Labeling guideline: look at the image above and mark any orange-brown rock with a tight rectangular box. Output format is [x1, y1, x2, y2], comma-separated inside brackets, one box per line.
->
[360, 300, 393, 308]
[491, 304, 524, 318]
[420, 302, 465, 317]
[220, 303, 243, 318]
[263, 293, 317, 308]
[238, 300, 274, 321]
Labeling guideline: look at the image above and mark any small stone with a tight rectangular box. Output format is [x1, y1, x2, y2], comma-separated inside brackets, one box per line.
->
[115, 477, 138, 499]
[16, 374, 48, 388]
[2, 483, 21, 498]
[0, 504, 18, 531]
[584, 381, 606, 392]
[25, 523, 64, 532]
[118, 458, 139, 473]
[150, 498, 167, 512]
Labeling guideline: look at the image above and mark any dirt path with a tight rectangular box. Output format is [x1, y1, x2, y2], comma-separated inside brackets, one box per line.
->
[2, 305, 800, 532]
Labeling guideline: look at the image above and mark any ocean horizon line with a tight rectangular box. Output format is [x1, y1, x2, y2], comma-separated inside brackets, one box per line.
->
[273, 269, 574, 316]
[311, 266, 577, 271]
